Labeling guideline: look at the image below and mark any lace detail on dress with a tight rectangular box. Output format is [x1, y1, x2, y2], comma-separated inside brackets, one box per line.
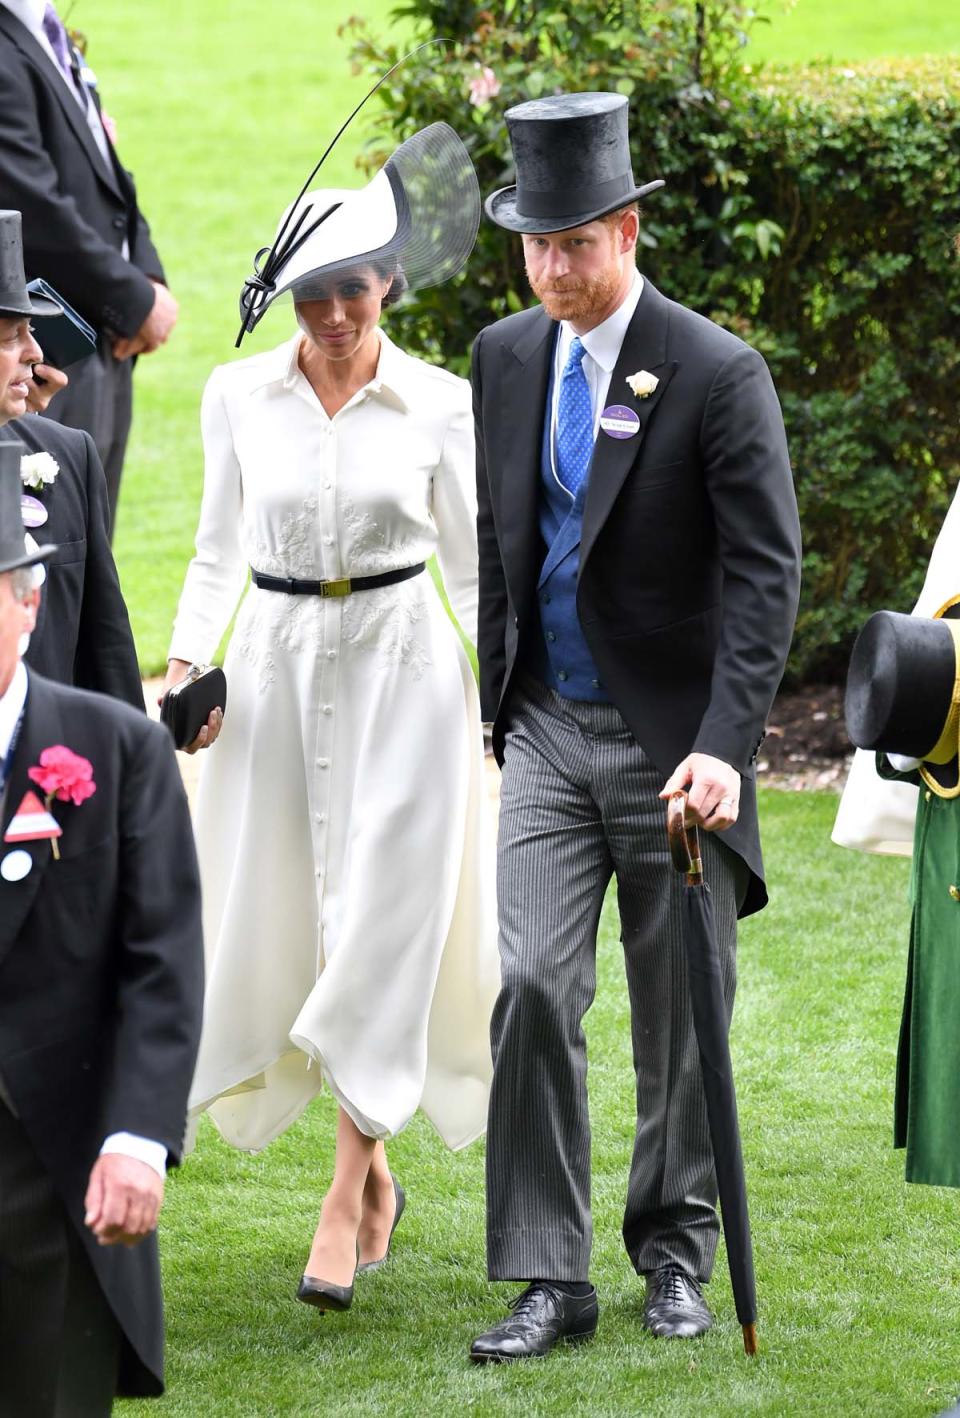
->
[234, 595, 323, 693]
[341, 582, 431, 679]
[339, 496, 415, 575]
[336, 495, 431, 677]
[245, 496, 321, 579]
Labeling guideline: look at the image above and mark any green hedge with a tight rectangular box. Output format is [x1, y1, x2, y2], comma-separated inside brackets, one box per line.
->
[346, 6, 960, 683]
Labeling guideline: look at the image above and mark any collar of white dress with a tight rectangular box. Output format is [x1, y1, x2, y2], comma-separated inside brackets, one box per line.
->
[277, 328, 417, 413]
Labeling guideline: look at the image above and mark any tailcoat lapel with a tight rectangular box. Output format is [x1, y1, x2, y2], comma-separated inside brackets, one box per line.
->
[497, 308, 555, 619]
[0, 9, 124, 202]
[0, 674, 62, 963]
[581, 281, 677, 569]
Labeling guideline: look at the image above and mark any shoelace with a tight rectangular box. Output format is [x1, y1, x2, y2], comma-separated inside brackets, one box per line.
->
[508, 1283, 555, 1318]
[656, 1266, 701, 1306]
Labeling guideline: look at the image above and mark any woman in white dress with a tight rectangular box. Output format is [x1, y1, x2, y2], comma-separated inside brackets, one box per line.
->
[163, 125, 499, 1309]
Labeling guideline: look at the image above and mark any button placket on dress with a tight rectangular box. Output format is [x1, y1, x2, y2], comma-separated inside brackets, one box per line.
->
[308, 402, 344, 979]
[292, 380, 379, 981]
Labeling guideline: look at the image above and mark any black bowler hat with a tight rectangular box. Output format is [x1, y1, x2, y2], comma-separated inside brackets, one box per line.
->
[485, 92, 665, 234]
[845, 598, 960, 799]
[0, 439, 57, 575]
[0, 211, 61, 320]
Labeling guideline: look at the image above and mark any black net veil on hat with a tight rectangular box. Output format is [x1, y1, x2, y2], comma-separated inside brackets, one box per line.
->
[237, 122, 480, 341]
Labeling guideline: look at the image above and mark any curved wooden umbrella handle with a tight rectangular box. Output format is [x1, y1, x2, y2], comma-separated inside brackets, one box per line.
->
[667, 791, 703, 885]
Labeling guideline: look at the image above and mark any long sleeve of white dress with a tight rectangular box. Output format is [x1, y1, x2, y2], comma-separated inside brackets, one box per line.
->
[431, 386, 479, 648]
[168, 367, 248, 665]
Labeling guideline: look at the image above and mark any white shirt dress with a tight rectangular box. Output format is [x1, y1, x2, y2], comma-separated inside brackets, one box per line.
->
[170, 330, 499, 1151]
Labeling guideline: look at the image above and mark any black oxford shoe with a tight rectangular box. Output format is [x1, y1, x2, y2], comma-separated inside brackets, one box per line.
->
[643, 1265, 713, 1339]
[469, 1282, 598, 1363]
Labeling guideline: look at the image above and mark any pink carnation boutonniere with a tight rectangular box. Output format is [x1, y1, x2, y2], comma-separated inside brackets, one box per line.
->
[27, 746, 96, 860]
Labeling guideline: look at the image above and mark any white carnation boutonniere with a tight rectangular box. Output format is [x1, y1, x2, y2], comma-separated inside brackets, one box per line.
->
[20, 451, 60, 492]
[626, 369, 659, 399]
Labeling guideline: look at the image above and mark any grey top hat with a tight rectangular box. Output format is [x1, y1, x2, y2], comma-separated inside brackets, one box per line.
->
[0, 211, 61, 320]
[485, 92, 665, 234]
[0, 438, 58, 575]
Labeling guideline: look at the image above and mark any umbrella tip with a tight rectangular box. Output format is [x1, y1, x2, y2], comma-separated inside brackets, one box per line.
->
[742, 1323, 759, 1357]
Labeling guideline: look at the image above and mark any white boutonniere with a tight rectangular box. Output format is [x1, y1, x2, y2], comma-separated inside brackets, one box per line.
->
[626, 369, 659, 399]
[20, 451, 59, 492]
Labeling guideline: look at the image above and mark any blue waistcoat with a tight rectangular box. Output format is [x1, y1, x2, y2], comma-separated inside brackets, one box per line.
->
[525, 343, 610, 702]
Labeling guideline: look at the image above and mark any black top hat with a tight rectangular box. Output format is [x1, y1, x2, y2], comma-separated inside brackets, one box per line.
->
[0, 211, 61, 320]
[0, 438, 58, 575]
[485, 92, 665, 234]
[845, 599, 960, 798]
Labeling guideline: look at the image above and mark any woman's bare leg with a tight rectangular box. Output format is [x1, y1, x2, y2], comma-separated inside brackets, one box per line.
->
[304, 1108, 376, 1285]
[357, 1141, 400, 1266]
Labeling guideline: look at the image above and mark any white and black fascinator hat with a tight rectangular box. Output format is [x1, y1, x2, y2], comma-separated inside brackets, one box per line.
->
[237, 118, 480, 344]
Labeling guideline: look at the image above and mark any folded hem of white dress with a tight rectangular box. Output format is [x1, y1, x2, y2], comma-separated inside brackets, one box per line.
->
[188, 1047, 323, 1152]
[288, 1031, 393, 1141]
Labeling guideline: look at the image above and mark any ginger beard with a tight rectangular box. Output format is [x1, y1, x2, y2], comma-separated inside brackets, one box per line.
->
[525, 233, 623, 325]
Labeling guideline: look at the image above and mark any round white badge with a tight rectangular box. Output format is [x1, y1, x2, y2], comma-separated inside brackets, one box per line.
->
[1, 849, 32, 882]
[21, 494, 48, 528]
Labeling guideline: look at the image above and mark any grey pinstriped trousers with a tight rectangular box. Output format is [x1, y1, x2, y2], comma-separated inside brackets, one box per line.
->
[486, 676, 745, 1284]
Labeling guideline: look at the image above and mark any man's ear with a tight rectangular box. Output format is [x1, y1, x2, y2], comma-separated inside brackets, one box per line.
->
[618, 208, 640, 254]
[21, 586, 40, 634]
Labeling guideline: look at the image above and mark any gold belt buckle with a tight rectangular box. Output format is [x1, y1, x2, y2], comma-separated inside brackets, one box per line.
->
[319, 577, 351, 598]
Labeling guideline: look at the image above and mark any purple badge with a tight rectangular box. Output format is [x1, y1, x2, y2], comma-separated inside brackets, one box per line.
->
[21, 494, 48, 528]
[599, 404, 641, 439]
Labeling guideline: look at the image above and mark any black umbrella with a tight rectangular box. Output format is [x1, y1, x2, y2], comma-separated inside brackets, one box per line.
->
[667, 791, 759, 1356]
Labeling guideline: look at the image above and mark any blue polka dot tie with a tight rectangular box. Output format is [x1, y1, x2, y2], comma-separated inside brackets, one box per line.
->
[555, 337, 594, 498]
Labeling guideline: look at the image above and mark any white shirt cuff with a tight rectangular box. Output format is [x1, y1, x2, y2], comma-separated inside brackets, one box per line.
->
[99, 1132, 168, 1179]
[887, 752, 923, 773]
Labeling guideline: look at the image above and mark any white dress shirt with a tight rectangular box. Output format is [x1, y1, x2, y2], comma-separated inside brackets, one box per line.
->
[0, 660, 166, 1178]
[548, 267, 644, 495]
[0, 659, 28, 767]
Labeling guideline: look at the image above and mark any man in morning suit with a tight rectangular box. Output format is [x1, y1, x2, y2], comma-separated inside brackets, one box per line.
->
[0, 445, 203, 1411]
[0, 0, 178, 530]
[469, 93, 801, 1361]
[0, 209, 143, 708]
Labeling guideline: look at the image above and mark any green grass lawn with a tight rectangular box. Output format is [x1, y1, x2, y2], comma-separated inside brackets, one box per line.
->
[119, 791, 960, 1417]
[73, 0, 960, 674]
[747, 0, 960, 65]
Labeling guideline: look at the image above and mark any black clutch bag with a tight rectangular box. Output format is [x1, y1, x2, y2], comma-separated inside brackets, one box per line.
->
[160, 665, 227, 749]
[26, 279, 98, 368]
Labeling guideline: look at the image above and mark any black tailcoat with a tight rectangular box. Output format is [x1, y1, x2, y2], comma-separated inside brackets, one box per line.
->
[0, 672, 204, 1396]
[11, 414, 143, 708]
[473, 280, 802, 916]
[0, 9, 163, 339]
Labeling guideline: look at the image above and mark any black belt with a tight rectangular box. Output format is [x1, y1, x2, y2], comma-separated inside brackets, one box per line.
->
[251, 563, 425, 598]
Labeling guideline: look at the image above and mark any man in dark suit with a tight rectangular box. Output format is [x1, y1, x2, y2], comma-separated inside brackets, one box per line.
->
[0, 439, 203, 1413]
[0, 0, 178, 529]
[0, 208, 143, 707]
[469, 94, 801, 1361]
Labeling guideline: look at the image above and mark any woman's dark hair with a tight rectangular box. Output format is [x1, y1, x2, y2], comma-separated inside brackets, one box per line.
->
[375, 260, 408, 308]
